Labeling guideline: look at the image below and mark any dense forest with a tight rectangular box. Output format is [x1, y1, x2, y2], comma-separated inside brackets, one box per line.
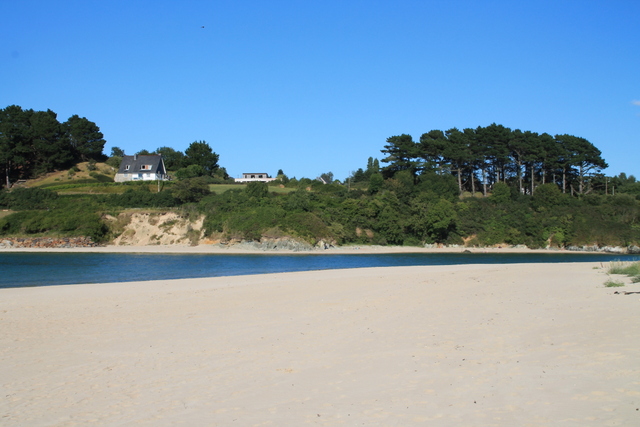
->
[1, 105, 639, 249]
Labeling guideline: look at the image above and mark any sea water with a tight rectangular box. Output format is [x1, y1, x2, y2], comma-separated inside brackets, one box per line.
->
[0, 252, 637, 289]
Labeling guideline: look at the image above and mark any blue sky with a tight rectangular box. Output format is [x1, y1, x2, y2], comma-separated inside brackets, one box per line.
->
[2, 0, 638, 180]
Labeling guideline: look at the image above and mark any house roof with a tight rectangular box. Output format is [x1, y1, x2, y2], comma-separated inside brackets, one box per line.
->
[117, 155, 165, 174]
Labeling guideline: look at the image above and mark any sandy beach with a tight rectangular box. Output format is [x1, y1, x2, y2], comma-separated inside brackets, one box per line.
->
[1, 261, 639, 426]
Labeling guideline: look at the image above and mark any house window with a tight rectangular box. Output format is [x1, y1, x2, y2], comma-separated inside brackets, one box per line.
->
[125, 165, 130, 171]
[140, 165, 152, 170]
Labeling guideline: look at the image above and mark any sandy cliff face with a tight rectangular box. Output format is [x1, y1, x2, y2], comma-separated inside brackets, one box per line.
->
[107, 212, 204, 246]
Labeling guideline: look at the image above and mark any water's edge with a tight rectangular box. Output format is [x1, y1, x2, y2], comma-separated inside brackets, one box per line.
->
[1, 252, 638, 289]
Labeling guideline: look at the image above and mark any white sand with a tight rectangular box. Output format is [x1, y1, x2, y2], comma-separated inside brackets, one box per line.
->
[1, 263, 639, 426]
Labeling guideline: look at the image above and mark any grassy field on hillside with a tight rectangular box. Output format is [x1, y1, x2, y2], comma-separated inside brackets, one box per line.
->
[24, 171, 300, 195]
[209, 184, 297, 194]
[0, 210, 14, 220]
[27, 162, 116, 187]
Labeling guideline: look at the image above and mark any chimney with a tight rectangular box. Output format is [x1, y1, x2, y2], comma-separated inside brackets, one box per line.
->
[134, 154, 138, 160]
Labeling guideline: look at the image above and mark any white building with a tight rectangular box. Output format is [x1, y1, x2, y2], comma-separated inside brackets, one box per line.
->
[234, 172, 276, 183]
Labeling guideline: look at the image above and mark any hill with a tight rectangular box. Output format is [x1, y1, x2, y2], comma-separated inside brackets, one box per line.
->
[22, 162, 117, 190]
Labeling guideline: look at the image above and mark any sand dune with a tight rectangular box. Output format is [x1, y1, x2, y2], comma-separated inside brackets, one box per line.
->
[1, 263, 639, 426]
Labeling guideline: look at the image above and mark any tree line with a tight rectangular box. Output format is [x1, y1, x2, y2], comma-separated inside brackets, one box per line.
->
[0, 105, 106, 188]
[379, 123, 608, 197]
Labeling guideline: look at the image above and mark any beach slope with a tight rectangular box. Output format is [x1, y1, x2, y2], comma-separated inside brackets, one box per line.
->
[1, 263, 638, 426]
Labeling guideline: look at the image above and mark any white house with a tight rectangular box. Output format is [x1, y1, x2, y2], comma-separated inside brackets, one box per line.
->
[114, 154, 168, 182]
[234, 172, 276, 183]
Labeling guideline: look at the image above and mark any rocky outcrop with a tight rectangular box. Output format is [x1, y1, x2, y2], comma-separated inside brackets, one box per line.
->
[0, 237, 98, 248]
[566, 245, 640, 254]
[219, 238, 314, 252]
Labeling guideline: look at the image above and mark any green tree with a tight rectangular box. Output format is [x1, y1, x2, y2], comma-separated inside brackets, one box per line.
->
[555, 134, 608, 195]
[319, 171, 334, 184]
[478, 123, 511, 186]
[426, 199, 457, 242]
[156, 146, 185, 170]
[368, 173, 384, 195]
[418, 129, 446, 172]
[28, 109, 74, 175]
[385, 169, 415, 203]
[380, 134, 420, 178]
[64, 115, 106, 162]
[0, 105, 31, 188]
[365, 157, 380, 178]
[110, 146, 125, 157]
[171, 177, 211, 203]
[184, 140, 219, 174]
[175, 164, 207, 179]
[443, 128, 473, 195]
[351, 168, 366, 183]
[491, 182, 511, 204]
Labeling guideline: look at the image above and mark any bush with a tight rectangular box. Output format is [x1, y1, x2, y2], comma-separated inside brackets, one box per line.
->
[106, 189, 177, 208]
[245, 182, 269, 199]
[175, 164, 206, 180]
[106, 156, 122, 169]
[0, 188, 59, 210]
[0, 208, 109, 242]
[171, 177, 211, 204]
[89, 172, 114, 183]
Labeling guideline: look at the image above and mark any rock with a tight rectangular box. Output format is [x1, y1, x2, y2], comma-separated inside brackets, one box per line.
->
[0, 236, 98, 248]
[602, 246, 625, 254]
[315, 240, 334, 250]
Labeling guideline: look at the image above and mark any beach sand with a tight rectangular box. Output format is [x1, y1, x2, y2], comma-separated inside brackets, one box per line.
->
[1, 262, 639, 426]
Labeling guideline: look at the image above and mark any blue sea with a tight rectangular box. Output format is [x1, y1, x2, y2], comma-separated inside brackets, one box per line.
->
[0, 251, 637, 289]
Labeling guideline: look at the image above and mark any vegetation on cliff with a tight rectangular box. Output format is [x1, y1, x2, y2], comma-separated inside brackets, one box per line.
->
[1, 105, 639, 248]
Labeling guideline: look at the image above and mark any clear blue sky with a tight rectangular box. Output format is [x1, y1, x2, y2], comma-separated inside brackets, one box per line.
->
[2, 0, 638, 180]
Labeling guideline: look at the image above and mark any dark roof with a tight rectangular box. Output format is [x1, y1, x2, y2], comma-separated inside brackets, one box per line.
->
[117, 155, 166, 174]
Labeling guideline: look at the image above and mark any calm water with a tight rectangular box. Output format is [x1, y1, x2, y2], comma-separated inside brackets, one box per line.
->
[0, 252, 637, 289]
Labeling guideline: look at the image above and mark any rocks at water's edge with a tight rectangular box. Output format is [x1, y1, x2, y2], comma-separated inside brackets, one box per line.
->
[0, 237, 98, 249]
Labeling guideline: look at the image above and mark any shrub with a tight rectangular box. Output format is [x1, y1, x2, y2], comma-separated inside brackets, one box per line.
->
[245, 182, 269, 199]
[0, 188, 59, 210]
[104, 188, 177, 208]
[175, 164, 207, 180]
[171, 177, 211, 203]
[0, 209, 108, 242]
[89, 172, 113, 183]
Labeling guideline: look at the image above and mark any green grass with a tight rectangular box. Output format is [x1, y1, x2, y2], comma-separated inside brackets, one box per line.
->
[208, 184, 297, 194]
[0, 210, 15, 220]
[606, 261, 640, 285]
[604, 279, 625, 287]
[55, 185, 127, 194]
[608, 261, 640, 276]
[43, 182, 168, 195]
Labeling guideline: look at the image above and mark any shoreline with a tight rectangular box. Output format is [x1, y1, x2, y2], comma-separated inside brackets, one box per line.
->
[0, 242, 611, 255]
[2, 263, 638, 425]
